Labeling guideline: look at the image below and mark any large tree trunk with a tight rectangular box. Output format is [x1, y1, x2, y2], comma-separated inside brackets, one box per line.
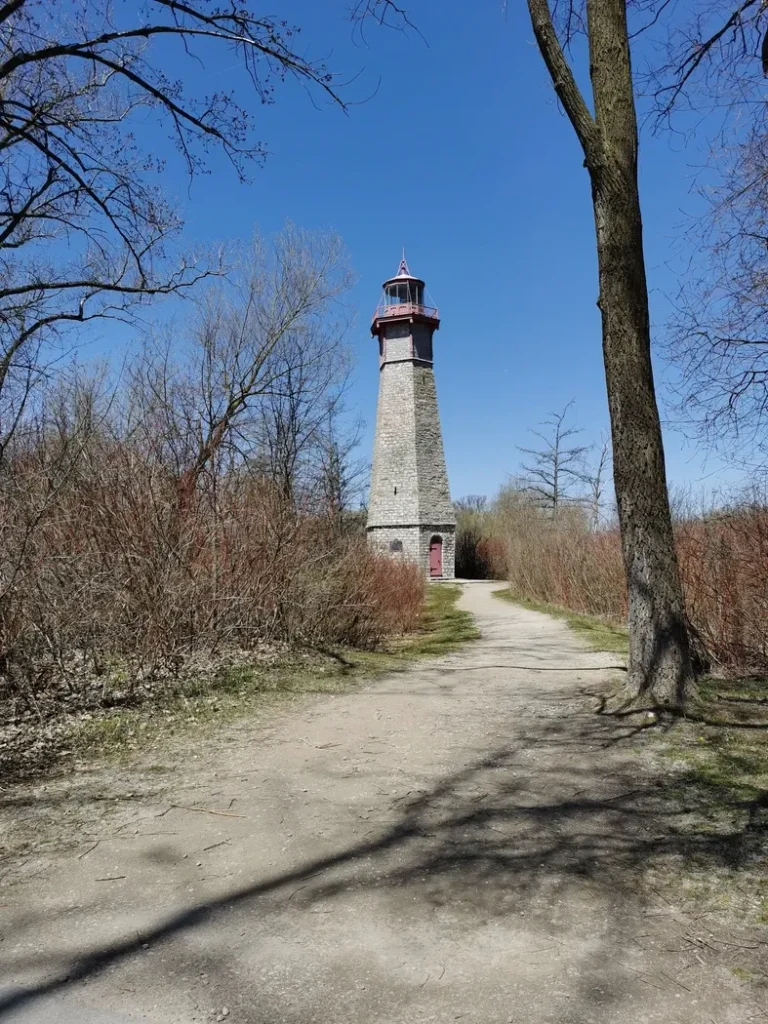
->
[586, 0, 693, 704]
[592, 176, 693, 702]
[526, 0, 695, 705]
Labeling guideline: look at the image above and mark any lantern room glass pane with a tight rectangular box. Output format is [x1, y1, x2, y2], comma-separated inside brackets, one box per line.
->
[385, 283, 408, 305]
[385, 281, 423, 306]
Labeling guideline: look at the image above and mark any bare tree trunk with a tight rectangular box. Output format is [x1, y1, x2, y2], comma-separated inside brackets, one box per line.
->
[527, 0, 695, 704]
[583, 435, 610, 530]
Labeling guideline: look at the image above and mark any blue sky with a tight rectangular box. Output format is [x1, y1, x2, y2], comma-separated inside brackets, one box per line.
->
[112, 0, 740, 500]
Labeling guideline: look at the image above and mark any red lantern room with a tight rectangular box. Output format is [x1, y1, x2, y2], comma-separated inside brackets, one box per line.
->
[371, 255, 440, 337]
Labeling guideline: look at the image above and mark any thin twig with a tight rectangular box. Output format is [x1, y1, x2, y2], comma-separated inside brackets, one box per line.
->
[169, 803, 246, 818]
[202, 839, 232, 852]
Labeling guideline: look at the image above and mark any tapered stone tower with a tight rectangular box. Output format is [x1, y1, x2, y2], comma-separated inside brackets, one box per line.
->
[367, 257, 455, 579]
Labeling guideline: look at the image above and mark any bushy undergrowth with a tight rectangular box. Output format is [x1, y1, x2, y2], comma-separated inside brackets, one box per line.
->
[0, 439, 425, 729]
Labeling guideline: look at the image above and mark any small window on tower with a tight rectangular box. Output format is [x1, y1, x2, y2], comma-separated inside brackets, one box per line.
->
[394, 486, 397, 495]
[390, 539, 403, 553]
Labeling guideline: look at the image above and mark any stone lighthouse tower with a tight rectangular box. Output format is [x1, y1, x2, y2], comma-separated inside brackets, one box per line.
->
[367, 257, 456, 579]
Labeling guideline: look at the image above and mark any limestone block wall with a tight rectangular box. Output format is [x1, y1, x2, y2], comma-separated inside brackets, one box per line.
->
[368, 359, 420, 526]
[367, 526, 421, 565]
[368, 362, 455, 529]
[384, 324, 411, 362]
[412, 368, 455, 524]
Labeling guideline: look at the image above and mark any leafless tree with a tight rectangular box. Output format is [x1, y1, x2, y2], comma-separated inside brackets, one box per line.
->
[254, 327, 356, 508]
[127, 228, 353, 509]
[649, 1, 766, 121]
[0, 0, 351, 460]
[455, 495, 488, 514]
[518, 402, 590, 518]
[580, 433, 612, 531]
[311, 405, 368, 523]
[0, 363, 108, 691]
[454, 495, 492, 579]
[525, 0, 695, 705]
[0, 227, 401, 720]
[653, 6, 768, 471]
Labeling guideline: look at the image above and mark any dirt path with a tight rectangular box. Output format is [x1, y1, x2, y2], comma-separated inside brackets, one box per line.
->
[0, 583, 764, 1024]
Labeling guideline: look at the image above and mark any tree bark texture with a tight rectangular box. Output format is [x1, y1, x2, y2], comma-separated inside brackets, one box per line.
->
[527, 0, 694, 704]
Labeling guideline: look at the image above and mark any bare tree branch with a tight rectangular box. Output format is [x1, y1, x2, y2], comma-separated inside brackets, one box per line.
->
[0, 0, 359, 460]
[527, 0, 602, 167]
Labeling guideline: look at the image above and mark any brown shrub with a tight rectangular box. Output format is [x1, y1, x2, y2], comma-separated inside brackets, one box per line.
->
[495, 497, 768, 675]
[0, 433, 425, 721]
[677, 509, 768, 673]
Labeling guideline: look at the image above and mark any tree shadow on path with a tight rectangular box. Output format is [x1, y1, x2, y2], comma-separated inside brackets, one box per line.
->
[2, 688, 767, 1021]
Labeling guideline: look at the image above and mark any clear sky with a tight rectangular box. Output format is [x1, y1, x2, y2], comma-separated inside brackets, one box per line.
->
[116, 0, 741, 501]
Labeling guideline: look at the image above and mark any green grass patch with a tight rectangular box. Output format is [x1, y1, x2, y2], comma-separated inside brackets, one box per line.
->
[491, 588, 629, 655]
[657, 675, 768, 801]
[71, 665, 345, 760]
[658, 725, 768, 803]
[647, 673, 768, 922]
[398, 583, 480, 658]
[71, 584, 477, 762]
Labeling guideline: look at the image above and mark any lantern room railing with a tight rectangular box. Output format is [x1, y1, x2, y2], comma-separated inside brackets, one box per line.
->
[372, 301, 439, 323]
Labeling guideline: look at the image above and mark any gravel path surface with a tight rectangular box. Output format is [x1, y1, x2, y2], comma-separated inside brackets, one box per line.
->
[0, 582, 762, 1023]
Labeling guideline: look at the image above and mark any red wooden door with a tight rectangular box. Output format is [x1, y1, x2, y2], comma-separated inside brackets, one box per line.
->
[429, 536, 443, 578]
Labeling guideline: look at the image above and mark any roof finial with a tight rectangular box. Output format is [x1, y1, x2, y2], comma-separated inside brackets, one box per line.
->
[397, 248, 411, 277]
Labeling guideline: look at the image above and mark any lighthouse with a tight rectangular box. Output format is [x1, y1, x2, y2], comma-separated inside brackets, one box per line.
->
[367, 257, 456, 579]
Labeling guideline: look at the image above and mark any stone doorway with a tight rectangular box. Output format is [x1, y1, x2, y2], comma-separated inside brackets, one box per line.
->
[429, 535, 443, 578]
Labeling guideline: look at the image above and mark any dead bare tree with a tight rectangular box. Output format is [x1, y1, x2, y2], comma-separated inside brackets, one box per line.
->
[454, 495, 492, 580]
[650, 1, 766, 121]
[0, 365, 108, 694]
[526, 0, 695, 705]
[518, 402, 590, 518]
[580, 433, 612, 531]
[0, 228, 406, 725]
